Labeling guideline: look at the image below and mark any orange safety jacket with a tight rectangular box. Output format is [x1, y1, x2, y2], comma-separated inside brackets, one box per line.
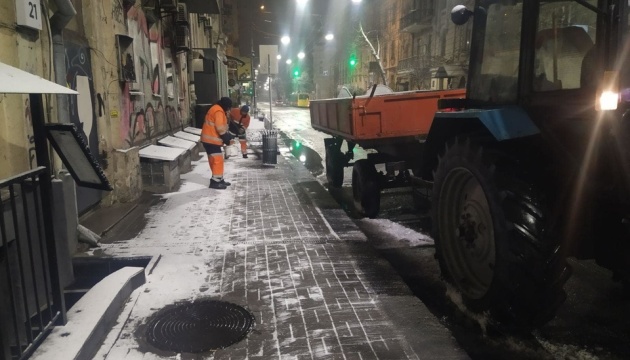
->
[229, 108, 251, 129]
[201, 104, 228, 145]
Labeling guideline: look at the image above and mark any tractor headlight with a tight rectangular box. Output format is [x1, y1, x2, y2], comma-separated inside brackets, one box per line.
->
[598, 71, 620, 111]
[599, 91, 619, 111]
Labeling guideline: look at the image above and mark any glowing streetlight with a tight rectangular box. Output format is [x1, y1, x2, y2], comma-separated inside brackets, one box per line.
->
[286, 59, 293, 65]
[277, 54, 282, 60]
[281, 36, 291, 45]
[296, 0, 308, 7]
[351, 0, 362, 3]
[297, 52, 305, 59]
[325, 33, 334, 41]
[260, 5, 265, 10]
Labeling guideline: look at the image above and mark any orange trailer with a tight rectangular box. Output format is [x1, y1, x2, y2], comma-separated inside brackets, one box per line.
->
[309, 87, 466, 217]
[310, 88, 465, 141]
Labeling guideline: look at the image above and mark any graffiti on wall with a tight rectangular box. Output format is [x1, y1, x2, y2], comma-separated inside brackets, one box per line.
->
[120, 6, 188, 147]
[24, 98, 36, 169]
[112, 1, 124, 24]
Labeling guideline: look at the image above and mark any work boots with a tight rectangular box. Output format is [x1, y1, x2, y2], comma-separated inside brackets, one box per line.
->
[209, 179, 227, 190]
[242, 154, 248, 159]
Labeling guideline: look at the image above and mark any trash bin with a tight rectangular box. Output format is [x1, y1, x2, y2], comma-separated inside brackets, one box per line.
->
[262, 130, 278, 165]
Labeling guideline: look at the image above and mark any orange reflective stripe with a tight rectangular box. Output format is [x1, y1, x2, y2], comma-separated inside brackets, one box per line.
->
[210, 153, 223, 157]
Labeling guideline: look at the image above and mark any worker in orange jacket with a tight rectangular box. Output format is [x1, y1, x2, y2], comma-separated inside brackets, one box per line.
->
[202, 97, 233, 189]
[229, 105, 251, 158]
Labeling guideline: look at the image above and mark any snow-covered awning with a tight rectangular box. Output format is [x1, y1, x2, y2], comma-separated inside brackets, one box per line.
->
[0, 61, 77, 95]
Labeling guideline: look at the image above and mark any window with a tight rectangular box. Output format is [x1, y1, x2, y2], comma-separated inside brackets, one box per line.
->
[533, 1, 598, 91]
[469, 1, 523, 103]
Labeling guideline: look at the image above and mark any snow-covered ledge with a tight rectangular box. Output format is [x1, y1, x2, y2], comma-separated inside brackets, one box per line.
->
[31, 267, 146, 360]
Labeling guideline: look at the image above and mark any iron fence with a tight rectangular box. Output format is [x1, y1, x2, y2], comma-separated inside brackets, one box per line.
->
[0, 167, 64, 360]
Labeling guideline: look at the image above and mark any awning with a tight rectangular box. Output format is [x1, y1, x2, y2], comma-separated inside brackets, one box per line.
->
[0, 61, 77, 95]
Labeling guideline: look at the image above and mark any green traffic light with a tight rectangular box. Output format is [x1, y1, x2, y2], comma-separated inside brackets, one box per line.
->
[349, 55, 357, 67]
[293, 69, 300, 77]
[295, 141, 301, 149]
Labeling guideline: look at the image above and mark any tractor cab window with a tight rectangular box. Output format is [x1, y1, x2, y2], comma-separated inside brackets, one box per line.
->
[533, 1, 598, 92]
[469, 1, 523, 103]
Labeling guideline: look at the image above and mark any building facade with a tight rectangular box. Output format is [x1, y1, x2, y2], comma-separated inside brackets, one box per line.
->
[0, 0, 234, 208]
[314, 0, 473, 94]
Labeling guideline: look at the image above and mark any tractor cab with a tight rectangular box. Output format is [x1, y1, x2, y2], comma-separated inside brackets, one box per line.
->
[424, 0, 630, 330]
[453, 0, 627, 113]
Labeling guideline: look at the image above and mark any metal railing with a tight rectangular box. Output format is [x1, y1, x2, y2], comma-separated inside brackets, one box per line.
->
[0, 167, 64, 360]
[397, 56, 431, 72]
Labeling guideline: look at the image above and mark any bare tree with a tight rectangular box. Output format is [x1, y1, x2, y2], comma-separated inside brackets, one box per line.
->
[358, 23, 387, 87]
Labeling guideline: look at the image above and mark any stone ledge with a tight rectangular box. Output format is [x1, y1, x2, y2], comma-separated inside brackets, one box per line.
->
[31, 267, 146, 360]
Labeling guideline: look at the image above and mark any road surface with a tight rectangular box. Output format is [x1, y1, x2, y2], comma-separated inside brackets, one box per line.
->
[259, 102, 630, 360]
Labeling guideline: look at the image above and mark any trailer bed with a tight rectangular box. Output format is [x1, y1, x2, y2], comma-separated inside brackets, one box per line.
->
[310, 89, 465, 141]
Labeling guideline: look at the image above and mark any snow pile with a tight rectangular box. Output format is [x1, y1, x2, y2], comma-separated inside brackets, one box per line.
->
[358, 218, 434, 249]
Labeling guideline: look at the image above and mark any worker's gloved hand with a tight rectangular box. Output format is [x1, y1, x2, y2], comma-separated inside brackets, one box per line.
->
[220, 132, 233, 145]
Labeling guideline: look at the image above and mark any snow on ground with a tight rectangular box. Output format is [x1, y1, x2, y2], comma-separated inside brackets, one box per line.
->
[358, 218, 434, 249]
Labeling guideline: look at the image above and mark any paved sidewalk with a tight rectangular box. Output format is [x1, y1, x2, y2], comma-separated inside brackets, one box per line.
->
[86, 130, 467, 359]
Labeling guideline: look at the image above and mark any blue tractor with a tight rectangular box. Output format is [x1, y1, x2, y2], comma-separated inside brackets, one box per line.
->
[423, 0, 630, 329]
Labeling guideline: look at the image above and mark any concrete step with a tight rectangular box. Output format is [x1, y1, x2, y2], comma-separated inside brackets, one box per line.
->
[31, 267, 146, 360]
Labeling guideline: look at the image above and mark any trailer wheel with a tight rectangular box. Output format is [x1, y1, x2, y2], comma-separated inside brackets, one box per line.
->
[352, 159, 380, 218]
[432, 138, 570, 330]
[325, 143, 344, 187]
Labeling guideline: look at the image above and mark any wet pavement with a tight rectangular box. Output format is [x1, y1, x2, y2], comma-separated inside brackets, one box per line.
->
[267, 104, 630, 360]
[84, 119, 467, 359]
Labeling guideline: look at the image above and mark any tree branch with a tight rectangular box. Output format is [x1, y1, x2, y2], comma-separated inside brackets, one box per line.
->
[359, 22, 387, 86]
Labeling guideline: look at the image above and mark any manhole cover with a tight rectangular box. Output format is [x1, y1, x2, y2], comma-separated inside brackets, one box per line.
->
[144, 300, 255, 353]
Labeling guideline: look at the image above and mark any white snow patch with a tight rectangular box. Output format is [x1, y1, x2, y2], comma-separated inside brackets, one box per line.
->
[139, 145, 185, 161]
[536, 338, 600, 360]
[173, 130, 200, 142]
[444, 283, 490, 335]
[158, 136, 196, 151]
[359, 218, 434, 249]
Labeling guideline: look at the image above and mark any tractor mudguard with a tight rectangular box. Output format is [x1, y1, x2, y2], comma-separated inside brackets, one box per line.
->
[421, 106, 540, 180]
[433, 106, 539, 141]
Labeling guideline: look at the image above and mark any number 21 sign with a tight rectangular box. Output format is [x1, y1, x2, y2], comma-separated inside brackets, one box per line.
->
[16, 0, 42, 30]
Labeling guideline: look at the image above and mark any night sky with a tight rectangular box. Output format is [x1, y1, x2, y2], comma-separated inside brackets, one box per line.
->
[237, 0, 355, 62]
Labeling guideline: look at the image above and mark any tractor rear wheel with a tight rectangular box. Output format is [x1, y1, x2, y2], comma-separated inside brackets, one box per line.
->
[352, 159, 380, 218]
[431, 138, 571, 330]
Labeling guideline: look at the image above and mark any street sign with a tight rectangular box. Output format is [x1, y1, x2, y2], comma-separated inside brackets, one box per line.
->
[16, 0, 43, 30]
[259, 45, 279, 75]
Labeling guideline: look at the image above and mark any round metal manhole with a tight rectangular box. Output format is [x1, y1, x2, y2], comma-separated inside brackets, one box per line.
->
[144, 299, 255, 353]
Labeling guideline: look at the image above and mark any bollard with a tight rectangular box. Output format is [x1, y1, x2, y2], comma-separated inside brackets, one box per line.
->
[262, 130, 278, 165]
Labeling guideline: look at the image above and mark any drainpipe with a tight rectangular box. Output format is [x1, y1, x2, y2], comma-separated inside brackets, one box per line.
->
[50, 0, 77, 125]
[49, 0, 82, 290]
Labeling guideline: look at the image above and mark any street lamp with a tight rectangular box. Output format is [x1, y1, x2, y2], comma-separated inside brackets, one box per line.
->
[297, 52, 305, 60]
[325, 33, 334, 41]
[281, 36, 291, 45]
[296, 0, 308, 7]
[286, 59, 293, 65]
[277, 54, 282, 60]
[351, 0, 362, 3]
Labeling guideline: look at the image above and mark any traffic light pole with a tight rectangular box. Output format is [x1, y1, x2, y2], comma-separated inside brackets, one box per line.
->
[268, 54, 273, 129]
